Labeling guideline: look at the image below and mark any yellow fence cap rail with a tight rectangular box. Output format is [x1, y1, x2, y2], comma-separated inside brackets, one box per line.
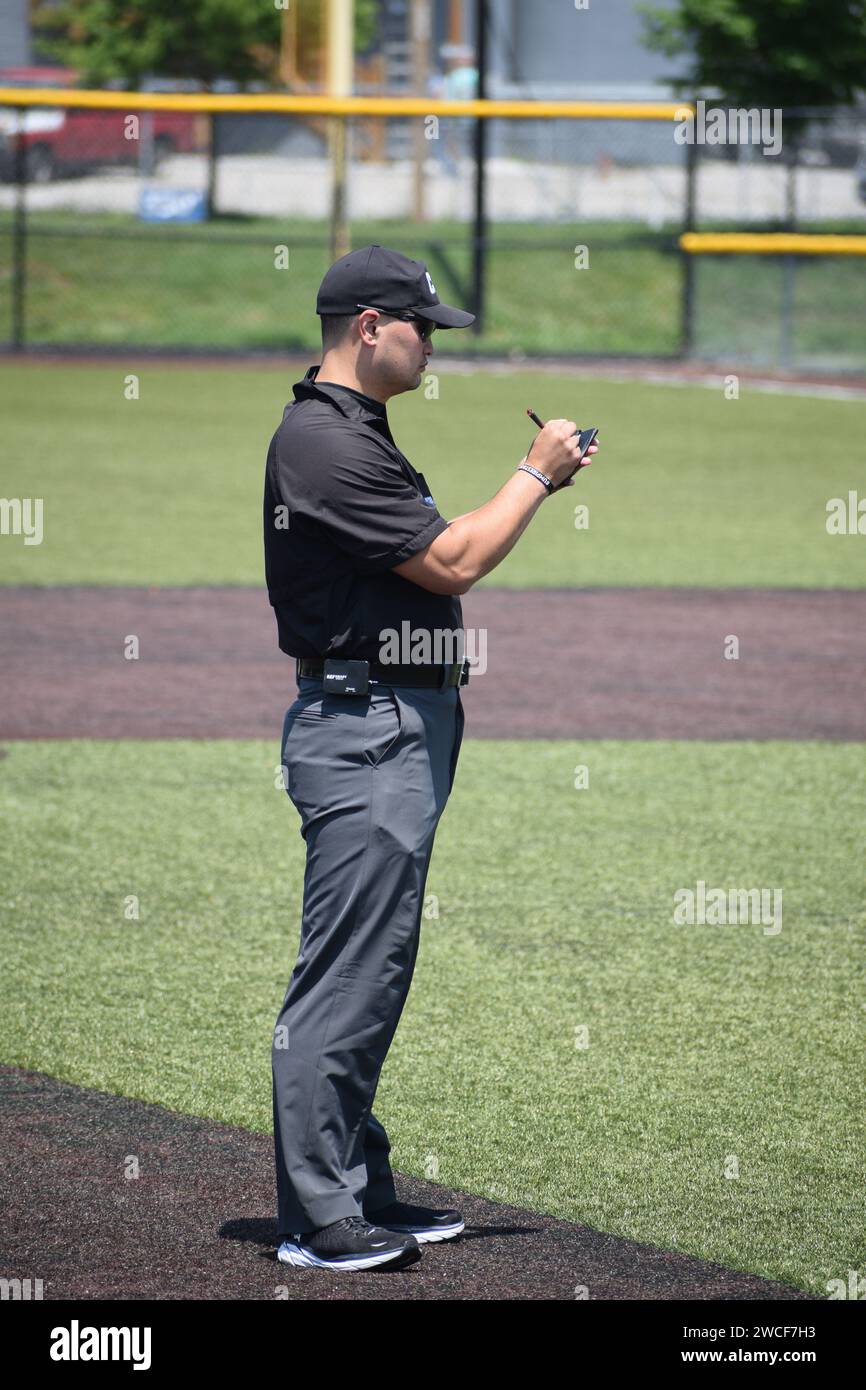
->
[680, 232, 866, 257]
[0, 86, 693, 121]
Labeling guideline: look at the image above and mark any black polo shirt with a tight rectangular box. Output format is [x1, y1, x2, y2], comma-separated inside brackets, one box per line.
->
[264, 365, 463, 662]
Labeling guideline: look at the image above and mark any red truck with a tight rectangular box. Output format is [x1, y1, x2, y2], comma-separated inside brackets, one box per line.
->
[0, 67, 200, 182]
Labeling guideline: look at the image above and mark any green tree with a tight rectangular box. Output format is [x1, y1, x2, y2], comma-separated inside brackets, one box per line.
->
[34, 0, 283, 88]
[33, 0, 382, 212]
[34, 0, 381, 86]
[638, 0, 866, 222]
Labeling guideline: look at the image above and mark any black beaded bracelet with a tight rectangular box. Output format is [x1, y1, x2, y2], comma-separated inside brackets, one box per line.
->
[517, 461, 554, 495]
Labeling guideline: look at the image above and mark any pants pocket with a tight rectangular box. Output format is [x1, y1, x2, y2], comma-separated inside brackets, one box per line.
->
[363, 687, 403, 768]
[448, 692, 465, 794]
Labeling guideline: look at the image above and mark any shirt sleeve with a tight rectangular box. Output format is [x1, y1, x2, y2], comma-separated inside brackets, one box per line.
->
[275, 418, 449, 573]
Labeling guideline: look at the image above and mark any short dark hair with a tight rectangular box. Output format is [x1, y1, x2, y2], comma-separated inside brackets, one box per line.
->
[320, 313, 357, 352]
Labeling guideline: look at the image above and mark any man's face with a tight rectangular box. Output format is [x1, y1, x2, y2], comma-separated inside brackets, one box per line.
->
[359, 309, 436, 397]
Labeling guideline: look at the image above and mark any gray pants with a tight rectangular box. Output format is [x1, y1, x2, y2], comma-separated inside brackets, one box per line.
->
[272, 674, 465, 1236]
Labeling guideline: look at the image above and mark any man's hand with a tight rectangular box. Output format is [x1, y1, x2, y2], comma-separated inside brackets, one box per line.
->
[392, 422, 601, 597]
[526, 418, 598, 491]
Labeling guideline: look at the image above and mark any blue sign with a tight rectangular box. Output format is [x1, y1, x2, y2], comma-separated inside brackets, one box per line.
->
[138, 187, 207, 223]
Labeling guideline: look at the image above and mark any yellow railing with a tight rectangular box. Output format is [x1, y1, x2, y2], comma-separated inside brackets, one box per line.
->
[680, 232, 866, 256]
[0, 87, 692, 121]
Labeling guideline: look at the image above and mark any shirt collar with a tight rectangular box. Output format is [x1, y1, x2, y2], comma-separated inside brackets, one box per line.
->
[292, 364, 388, 425]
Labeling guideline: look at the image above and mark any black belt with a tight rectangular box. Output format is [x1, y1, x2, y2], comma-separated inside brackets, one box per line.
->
[297, 657, 470, 689]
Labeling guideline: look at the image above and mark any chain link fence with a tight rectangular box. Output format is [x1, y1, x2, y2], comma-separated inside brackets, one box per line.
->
[685, 107, 866, 372]
[0, 96, 864, 369]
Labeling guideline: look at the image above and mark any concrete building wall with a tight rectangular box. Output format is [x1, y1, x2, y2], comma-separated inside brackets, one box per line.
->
[464, 0, 688, 98]
[0, 0, 30, 68]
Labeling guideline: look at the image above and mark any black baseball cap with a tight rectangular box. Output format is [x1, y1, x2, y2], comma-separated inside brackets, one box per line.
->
[316, 243, 475, 329]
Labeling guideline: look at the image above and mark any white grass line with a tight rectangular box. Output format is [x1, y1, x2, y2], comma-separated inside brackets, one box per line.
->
[602, 371, 866, 402]
[433, 355, 866, 401]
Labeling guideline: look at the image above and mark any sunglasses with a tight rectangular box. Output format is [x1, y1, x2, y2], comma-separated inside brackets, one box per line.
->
[356, 304, 436, 342]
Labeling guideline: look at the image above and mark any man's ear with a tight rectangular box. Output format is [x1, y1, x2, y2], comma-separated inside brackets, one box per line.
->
[358, 310, 379, 344]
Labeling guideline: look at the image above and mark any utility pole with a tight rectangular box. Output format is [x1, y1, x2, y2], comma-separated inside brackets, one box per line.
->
[279, 0, 298, 86]
[327, 0, 353, 262]
[410, 0, 431, 223]
[448, 0, 462, 46]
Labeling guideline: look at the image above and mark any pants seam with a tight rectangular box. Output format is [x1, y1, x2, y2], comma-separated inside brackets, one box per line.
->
[299, 756, 376, 1161]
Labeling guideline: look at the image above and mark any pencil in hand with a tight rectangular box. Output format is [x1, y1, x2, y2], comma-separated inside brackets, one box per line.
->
[524, 406, 577, 491]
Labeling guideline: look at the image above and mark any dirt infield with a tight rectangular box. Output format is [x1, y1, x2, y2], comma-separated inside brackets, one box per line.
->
[1, 585, 864, 741]
[0, 1064, 818, 1301]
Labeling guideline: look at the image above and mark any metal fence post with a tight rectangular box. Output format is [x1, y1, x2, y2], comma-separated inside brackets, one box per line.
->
[470, 0, 488, 335]
[680, 127, 697, 358]
[779, 253, 795, 369]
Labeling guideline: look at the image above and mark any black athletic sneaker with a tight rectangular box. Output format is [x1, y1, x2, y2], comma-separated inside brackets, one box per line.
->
[277, 1215, 422, 1271]
[365, 1200, 465, 1243]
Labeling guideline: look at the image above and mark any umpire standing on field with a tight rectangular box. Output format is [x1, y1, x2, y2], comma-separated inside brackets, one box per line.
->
[264, 244, 599, 1273]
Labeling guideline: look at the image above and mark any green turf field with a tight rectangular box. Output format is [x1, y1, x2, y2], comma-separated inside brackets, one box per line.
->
[2, 361, 864, 588]
[1, 737, 863, 1298]
[2, 214, 865, 365]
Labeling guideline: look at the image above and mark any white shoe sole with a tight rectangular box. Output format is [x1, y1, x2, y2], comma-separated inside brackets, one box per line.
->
[277, 1239, 420, 1272]
[384, 1218, 465, 1243]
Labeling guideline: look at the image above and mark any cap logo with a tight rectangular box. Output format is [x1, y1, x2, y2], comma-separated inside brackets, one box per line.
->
[425, 271, 436, 296]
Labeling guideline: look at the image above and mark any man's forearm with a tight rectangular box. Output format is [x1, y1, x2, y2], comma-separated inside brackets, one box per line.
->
[445, 463, 550, 588]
